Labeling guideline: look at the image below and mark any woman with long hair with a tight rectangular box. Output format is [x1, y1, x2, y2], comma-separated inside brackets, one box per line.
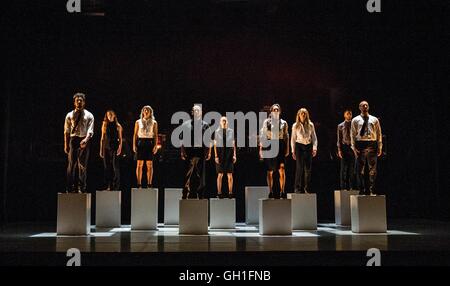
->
[291, 108, 318, 193]
[99, 110, 123, 190]
[133, 105, 158, 188]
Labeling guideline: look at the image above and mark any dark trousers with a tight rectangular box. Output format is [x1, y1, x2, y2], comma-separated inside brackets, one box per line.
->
[294, 143, 312, 193]
[103, 148, 120, 190]
[183, 156, 206, 199]
[355, 141, 378, 195]
[66, 136, 90, 192]
[340, 144, 355, 190]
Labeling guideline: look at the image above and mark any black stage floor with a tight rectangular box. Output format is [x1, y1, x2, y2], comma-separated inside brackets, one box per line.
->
[1, 219, 450, 266]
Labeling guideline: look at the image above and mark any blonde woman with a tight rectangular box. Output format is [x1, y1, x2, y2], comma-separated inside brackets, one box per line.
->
[291, 108, 318, 193]
[133, 106, 158, 188]
[100, 110, 123, 190]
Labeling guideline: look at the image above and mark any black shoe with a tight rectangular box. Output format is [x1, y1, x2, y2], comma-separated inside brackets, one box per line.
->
[274, 192, 281, 199]
[228, 193, 234, 199]
[217, 193, 224, 199]
[359, 190, 366, 195]
[295, 189, 301, 194]
[281, 192, 287, 199]
[188, 193, 197, 199]
[268, 192, 274, 199]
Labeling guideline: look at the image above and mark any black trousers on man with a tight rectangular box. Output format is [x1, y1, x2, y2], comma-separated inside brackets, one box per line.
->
[103, 147, 120, 190]
[355, 141, 378, 195]
[67, 136, 90, 192]
[340, 144, 355, 190]
[183, 153, 206, 199]
[294, 143, 313, 193]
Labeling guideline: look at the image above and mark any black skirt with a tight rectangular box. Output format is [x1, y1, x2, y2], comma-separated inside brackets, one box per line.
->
[263, 139, 287, 171]
[136, 138, 155, 161]
[216, 147, 234, 174]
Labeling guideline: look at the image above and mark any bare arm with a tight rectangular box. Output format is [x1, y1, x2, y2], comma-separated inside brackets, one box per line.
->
[133, 121, 139, 153]
[117, 124, 123, 155]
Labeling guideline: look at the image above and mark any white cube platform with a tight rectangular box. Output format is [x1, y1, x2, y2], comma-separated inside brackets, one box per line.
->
[351, 195, 387, 233]
[131, 188, 158, 230]
[179, 199, 209, 235]
[245, 186, 270, 224]
[95, 190, 121, 227]
[164, 188, 183, 225]
[259, 199, 292, 235]
[334, 190, 360, 226]
[57, 193, 91, 235]
[287, 193, 317, 230]
[209, 198, 236, 229]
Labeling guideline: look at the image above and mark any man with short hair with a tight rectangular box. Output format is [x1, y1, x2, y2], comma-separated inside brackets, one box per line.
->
[351, 101, 382, 196]
[337, 108, 355, 191]
[64, 93, 94, 193]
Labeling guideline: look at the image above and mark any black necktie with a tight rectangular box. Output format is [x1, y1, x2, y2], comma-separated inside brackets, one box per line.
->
[360, 116, 368, 136]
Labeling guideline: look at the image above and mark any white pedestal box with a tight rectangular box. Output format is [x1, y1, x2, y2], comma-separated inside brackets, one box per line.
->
[334, 190, 360, 226]
[179, 199, 209, 235]
[259, 199, 292, 235]
[57, 193, 91, 235]
[209, 198, 236, 229]
[95, 191, 121, 228]
[287, 193, 317, 230]
[351, 195, 387, 233]
[131, 188, 158, 230]
[245, 186, 270, 224]
[164, 188, 183, 225]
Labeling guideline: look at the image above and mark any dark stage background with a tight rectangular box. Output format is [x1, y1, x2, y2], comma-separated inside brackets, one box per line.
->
[1, 0, 449, 224]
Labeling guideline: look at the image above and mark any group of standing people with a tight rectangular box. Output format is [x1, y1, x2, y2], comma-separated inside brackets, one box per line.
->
[64, 93, 382, 198]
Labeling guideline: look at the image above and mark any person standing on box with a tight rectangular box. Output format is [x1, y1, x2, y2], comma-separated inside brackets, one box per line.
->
[351, 101, 383, 196]
[180, 104, 212, 199]
[133, 105, 158, 188]
[337, 108, 356, 191]
[100, 110, 123, 191]
[64, 93, 94, 193]
[291, 108, 318, 194]
[214, 116, 237, 199]
[259, 104, 290, 199]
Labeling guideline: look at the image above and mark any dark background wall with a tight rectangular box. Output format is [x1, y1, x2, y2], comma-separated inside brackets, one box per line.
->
[2, 0, 449, 224]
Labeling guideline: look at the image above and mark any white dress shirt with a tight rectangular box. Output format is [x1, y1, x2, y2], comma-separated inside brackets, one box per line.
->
[350, 114, 382, 150]
[64, 109, 94, 138]
[291, 121, 318, 151]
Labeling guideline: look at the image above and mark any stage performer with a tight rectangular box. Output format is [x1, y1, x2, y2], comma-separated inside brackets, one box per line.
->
[64, 92, 94, 193]
[100, 110, 123, 190]
[180, 104, 212, 199]
[259, 104, 289, 199]
[213, 116, 237, 199]
[351, 101, 383, 196]
[133, 105, 158, 188]
[291, 108, 318, 194]
[337, 108, 355, 191]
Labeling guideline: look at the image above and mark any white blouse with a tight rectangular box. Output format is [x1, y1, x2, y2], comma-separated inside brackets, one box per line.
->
[291, 121, 318, 151]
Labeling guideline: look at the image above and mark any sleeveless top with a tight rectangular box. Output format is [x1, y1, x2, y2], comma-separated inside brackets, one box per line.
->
[137, 118, 155, 138]
[105, 122, 119, 150]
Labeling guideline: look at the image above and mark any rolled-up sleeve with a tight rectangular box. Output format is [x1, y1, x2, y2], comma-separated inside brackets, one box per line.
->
[351, 119, 357, 149]
[87, 113, 94, 138]
[64, 113, 71, 135]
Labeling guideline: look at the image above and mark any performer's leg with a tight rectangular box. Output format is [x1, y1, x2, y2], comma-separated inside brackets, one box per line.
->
[146, 160, 153, 187]
[303, 145, 312, 193]
[217, 173, 223, 195]
[136, 160, 144, 187]
[66, 137, 77, 192]
[78, 141, 90, 193]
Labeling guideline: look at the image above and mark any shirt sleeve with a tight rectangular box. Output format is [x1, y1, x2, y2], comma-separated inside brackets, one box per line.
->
[351, 118, 357, 149]
[375, 118, 383, 150]
[64, 112, 71, 135]
[87, 113, 94, 138]
[291, 123, 296, 152]
[337, 124, 341, 150]
[311, 123, 318, 151]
